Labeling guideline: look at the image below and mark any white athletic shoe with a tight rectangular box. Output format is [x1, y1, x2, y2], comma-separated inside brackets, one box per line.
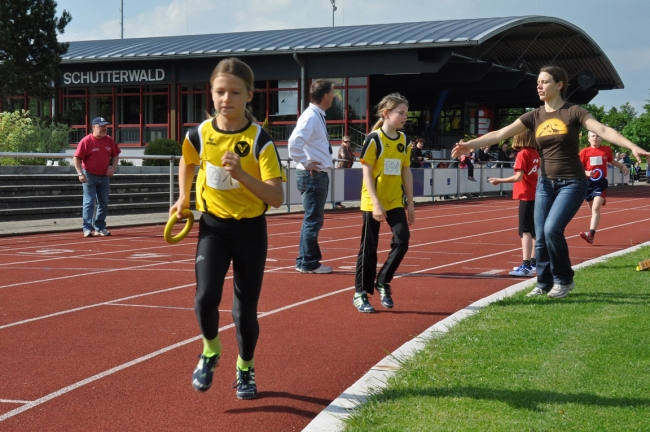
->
[299, 264, 333, 274]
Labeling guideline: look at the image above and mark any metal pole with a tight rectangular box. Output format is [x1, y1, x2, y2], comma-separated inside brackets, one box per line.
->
[431, 163, 435, 201]
[286, 159, 291, 213]
[120, 0, 124, 39]
[169, 156, 175, 207]
[330, 0, 337, 27]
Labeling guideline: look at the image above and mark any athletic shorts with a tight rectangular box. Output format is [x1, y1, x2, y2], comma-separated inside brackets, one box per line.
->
[518, 200, 535, 238]
[586, 178, 608, 202]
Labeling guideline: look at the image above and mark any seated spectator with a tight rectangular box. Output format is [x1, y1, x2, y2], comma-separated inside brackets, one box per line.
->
[411, 138, 425, 168]
[459, 152, 476, 181]
[497, 143, 515, 168]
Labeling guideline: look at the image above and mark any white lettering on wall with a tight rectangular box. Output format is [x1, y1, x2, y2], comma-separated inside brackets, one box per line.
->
[62, 69, 166, 85]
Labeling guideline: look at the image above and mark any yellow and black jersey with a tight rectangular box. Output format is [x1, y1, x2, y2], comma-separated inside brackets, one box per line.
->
[359, 129, 411, 212]
[183, 119, 286, 219]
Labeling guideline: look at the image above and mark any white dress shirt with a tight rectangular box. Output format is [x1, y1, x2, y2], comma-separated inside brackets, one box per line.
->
[288, 103, 333, 170]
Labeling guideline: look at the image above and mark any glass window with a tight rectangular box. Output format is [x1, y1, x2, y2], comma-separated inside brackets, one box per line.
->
[117, 86, 140, 94]
[62, 98, 86, 125]
[324, 87, 345, 121]
[117, 95, 140, 124]
[347, 88, 366, 120]
[269, 89, 298, 121]
[28, 98, 51, 117]
[89, 96, 112, 123]
[63, 88, 86, 96]
[181, 83, 207, 92]
[144, 94, 168, 124]
[116, 127, 140, 144]
[144, 126, 168, 143]
[250, 91, 266, 122]
[268, 80, 298, 89]
[181, 92, 207, 124]
[348, 77, 368, 86]
[1, 97, 25, 112]
[88, 86, 112, 95]
[144, 85, 168, 93]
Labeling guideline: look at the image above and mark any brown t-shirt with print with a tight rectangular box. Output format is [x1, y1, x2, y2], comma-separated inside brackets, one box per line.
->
[519, 103, 589, 179]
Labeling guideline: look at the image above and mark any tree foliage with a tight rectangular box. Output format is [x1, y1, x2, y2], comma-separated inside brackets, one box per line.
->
[0, 0, 72, 101]
[0, 110, 70, 165]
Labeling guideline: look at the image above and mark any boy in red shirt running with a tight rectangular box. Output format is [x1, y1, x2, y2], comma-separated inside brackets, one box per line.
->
[578, 131, 629, 244]
[488, 130, 539, 278]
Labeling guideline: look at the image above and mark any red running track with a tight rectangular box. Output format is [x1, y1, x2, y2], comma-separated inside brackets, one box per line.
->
[1, 186, 649, 431]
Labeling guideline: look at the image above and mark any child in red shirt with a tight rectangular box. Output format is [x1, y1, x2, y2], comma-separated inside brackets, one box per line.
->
[578, 131, 629, 244]
[488, 130, 540, 278]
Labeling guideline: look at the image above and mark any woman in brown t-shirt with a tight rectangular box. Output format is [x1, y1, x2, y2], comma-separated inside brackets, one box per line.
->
[452, 65, 649, 299]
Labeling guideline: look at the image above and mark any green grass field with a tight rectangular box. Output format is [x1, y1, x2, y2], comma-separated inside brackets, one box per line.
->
[343, 246, 650, 432]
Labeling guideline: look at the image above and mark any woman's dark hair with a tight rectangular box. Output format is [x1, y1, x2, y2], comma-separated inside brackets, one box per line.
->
[310, 79, 333, 104]
[539, 65, 569, 100]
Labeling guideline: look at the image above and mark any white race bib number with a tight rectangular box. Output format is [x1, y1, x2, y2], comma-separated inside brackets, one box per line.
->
[590, 156, 603, 166]
[206, 161, 240, 190]
[384, 158, 401, 176]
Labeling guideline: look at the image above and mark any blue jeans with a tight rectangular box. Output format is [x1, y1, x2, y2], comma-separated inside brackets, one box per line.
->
[82, 171, 111, 232]
[295, 170, 329, 271]
[534, 177, 589, 289]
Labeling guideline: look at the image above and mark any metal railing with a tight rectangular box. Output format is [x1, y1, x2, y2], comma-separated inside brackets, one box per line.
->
[1, 152, 634, 214]
[0, 152, 180, 207]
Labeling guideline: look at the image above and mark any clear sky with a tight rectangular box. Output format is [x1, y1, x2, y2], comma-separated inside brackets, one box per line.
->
[54, 0, 650, 113]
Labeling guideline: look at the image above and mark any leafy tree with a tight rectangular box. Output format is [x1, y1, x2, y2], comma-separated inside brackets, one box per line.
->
[0, 110, 70, 165]
[0, 0, 72, 101]
[622, 96, 650, 154]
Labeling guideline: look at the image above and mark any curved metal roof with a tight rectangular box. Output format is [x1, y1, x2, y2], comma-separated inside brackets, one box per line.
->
[62, 15, 623, 90]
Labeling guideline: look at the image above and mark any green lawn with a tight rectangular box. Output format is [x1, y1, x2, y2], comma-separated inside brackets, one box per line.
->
[343, 246, 650, 432]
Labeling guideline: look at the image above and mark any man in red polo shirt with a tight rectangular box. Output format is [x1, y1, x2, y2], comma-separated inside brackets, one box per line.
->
[73, 117, 121, 237]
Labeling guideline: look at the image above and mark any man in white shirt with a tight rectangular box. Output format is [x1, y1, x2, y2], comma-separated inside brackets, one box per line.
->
[288, 79, 335, 274]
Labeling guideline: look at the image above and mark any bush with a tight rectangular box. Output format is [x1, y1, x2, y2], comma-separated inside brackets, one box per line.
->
[143, 138, 182, 166]
[119, 159, 134, 166]
[0, 110, 70, 165]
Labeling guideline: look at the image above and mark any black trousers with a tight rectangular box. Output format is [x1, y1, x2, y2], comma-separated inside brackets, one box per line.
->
[194, 213, 267, 361]
[355, 208, 410, 295]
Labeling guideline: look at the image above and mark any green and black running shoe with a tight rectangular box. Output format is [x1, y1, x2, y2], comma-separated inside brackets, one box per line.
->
[191, 354, 219, 392]
[233, 367, 257, 400]
[376, 282, 394, 308]
[353, 293, 375, 313]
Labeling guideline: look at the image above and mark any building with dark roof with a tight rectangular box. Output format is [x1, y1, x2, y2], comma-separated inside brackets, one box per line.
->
[2, 16, 622, 154]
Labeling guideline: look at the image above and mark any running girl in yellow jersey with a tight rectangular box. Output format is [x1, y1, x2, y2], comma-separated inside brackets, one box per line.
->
[353, 93, 415, 313]
[169, 58, 286, 399]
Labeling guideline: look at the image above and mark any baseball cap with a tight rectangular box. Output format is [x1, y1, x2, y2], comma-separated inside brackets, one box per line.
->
[92, 117, 110, 126]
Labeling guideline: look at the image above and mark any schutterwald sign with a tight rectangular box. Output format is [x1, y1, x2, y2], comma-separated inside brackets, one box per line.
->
[61, 68, 167, 86]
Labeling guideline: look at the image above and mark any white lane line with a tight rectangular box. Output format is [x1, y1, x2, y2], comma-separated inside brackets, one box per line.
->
[0, 284, 194, 330]
[303, 240, 650, 432]
[108, 303, 195, 311]
[0, 258, 195, 290]
[0, 399, 32, 404]
[0, 284, 360, 423]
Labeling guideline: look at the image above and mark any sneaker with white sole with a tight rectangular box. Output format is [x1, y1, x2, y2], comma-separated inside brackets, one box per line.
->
[299, 264, 332, 274]
[353, 293, 375, 313]
[192, 354, 219, 392]
[547, 282, 575, 299]
[375, 282, 394, 308]
[526, 287, 546, 297]
[509, 264, 534, 277]
[95, 228, 111, 236]
[232, 367, 257, 400]
[83, 230, 94, 238]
